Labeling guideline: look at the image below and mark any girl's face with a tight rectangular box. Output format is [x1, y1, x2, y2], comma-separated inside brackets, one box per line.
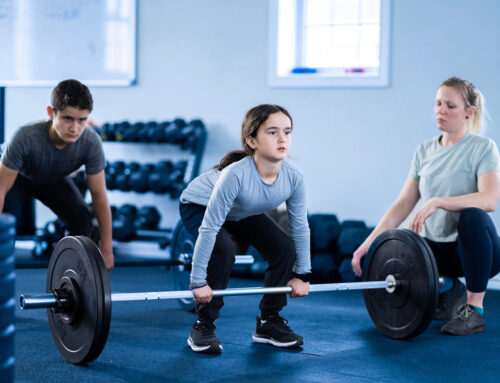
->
[434, 86, 474, 134]
[246, 112, 292, 162]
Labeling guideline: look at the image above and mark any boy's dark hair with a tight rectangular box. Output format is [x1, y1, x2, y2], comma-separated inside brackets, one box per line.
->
[51, 79, 93, 112]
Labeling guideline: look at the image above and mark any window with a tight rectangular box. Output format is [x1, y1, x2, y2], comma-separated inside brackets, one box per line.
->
[269, 0, 391, 87]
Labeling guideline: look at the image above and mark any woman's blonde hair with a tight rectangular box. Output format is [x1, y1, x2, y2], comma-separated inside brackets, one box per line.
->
[441, 77, 484, 133]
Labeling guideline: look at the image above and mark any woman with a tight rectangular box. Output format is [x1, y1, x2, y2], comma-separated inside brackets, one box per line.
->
[352, 77, 500, 336]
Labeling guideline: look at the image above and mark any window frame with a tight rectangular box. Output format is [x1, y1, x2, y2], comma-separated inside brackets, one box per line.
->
[268, 0, 392, 88]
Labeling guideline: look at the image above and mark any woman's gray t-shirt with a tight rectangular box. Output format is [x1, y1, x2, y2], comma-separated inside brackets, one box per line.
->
[409, 132, 500, 242]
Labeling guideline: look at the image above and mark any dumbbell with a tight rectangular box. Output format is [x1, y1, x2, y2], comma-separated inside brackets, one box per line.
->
[308, 214, 341, 253]
[122, 122, 141, 142]
[180, 120, 206, 151]
[105, 161, 126, 190]
[156, 121, 170, 143]
[167, 160, 187, 183]
[129, 164, 155, 193]
[147, 161, 174, 194]
[134, 206, 161, 230]
[338, 227, 373, 255]
[341, 220, 367, 231]
[166, 161, 188, 198]
[33, 220, 66, 257]
[114, 121, 132, 142]
[134, 122, 149, 142]
[110, 205, 117, 220]
[339, 257, 359, 282]
[98, 122, 115, 141]
[144, 121, 164, 142]
[115, 162, 141, 191]
[163, 118, 187, 144]
[311, 252, 338, 282]
[112, 204, 138, 242]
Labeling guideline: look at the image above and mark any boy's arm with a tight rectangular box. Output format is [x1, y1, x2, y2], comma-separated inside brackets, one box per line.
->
[86, 170, 114, 271]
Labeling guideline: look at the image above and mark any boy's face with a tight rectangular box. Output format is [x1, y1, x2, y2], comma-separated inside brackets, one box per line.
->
[47, 106, 90, 144]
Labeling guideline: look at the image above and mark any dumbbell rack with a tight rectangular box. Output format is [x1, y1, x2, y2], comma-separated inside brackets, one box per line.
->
[99, 119, 207, 264]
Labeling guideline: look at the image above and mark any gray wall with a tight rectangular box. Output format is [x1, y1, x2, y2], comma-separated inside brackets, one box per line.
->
[4, 0, 500, 229]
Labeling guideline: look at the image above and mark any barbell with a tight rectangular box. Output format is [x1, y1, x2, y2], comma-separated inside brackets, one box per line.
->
[19, 228, 439, 365]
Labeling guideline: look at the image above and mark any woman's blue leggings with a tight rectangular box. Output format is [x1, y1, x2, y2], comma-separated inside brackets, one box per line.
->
[425, 208, 500, 293]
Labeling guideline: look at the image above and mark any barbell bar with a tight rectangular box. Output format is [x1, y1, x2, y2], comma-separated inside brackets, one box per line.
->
[18, 228, 440, 365]
[20, 277, 396, 309]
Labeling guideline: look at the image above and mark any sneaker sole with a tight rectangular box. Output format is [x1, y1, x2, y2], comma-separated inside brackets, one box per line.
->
[252, 334, 303, 348]
[441, 327, 485, 336]
[187, 336, 223, 354]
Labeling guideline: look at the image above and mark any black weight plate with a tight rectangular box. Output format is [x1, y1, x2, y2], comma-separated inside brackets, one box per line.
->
[0, 298, 15, 331]
[0, 227, 16, 244]
[0, 324, 14, 365]
[0, 272, 16, 305]
[46, 236, 111, 364]
[363, 229, 439, 339]
[0, 256, 15, 278]
[0, 356, 14, 383]
[170, 221, 196, 312]
[0, 240, 15, 261]
[0, 215, 16, 232]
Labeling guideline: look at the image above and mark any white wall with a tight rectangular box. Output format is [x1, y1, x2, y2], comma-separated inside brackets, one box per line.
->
[4, 0, 500, 230]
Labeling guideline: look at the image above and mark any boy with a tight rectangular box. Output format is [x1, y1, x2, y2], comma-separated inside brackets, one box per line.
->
[0, 79, 114, 269]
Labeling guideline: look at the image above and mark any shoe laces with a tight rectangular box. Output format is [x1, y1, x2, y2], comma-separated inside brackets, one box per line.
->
[456, 304, 475, 321]
[262, 315, 291, 331]
[194, 320, 216, 335]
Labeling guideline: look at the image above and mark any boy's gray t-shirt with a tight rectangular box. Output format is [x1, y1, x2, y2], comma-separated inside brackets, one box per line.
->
[1, 121, 105, 183]
[409, 132, 500, 242]
[180, 156, 311, 283]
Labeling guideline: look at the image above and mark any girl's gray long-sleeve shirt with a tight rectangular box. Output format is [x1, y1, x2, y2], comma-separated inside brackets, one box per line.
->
[180, 156, 311, 283]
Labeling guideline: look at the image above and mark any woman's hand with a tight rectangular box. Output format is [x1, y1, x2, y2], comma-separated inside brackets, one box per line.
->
[286, 278, 310, 298]
[192, 285, 213, 303]
[409, 197, 440, 234]
[352, 241, 371, 277]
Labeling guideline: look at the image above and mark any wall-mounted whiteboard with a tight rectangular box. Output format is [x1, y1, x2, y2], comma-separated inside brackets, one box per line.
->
[0, 0, 136, 86]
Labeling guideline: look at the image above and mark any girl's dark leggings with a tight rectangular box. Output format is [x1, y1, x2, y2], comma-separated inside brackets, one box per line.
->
[180, 203, 296, 321]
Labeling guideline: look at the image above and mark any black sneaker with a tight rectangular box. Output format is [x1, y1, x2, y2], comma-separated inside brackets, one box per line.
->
[252, 316, 303, 348]
[441, 304, 485, 336]
[187, 318, 223, 354]
[434, 278, 466, 321]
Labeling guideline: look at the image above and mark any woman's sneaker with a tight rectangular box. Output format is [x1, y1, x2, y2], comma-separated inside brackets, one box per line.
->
[187, 318, 223, 354]
[434, 279, 466, 321]
[252, 316, 304, 348]
[441, 304, 485, 336]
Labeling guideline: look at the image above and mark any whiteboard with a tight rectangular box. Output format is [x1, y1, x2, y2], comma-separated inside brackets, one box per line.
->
[0, 0, 136, 86]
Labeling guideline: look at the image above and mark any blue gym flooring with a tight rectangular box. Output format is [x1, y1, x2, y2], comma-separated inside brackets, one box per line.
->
[15, 266, 500, 382]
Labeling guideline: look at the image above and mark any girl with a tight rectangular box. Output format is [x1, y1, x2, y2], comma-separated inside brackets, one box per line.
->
[179, 104, 311, 354]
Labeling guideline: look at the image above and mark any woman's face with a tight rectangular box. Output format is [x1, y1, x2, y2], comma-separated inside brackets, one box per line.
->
[434, 86, 474, 134]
